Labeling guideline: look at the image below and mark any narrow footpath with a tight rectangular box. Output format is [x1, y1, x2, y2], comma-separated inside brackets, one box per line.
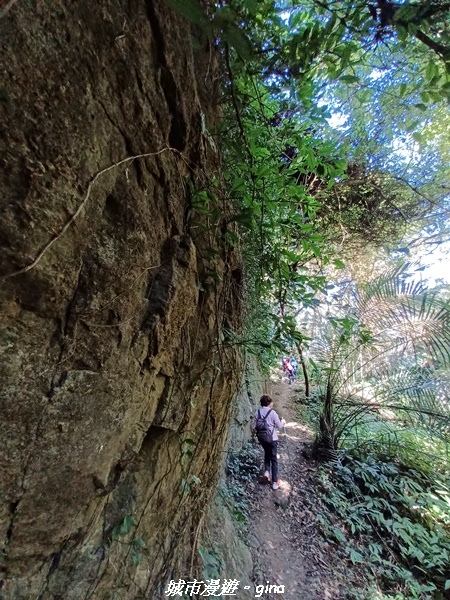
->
[244, 379, 351, 599]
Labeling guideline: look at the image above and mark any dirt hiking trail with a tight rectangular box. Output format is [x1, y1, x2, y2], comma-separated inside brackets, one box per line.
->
[245, 379, 349, 600]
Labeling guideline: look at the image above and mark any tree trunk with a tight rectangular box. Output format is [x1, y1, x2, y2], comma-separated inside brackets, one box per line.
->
[297, 344, 310, 398]
[319, 377, 336, 450]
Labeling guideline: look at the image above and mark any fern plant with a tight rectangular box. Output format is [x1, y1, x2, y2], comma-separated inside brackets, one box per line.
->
[310, 264, 450, 467]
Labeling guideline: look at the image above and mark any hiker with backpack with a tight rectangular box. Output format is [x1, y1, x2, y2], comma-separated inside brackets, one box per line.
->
[282, 358, 294, 384]
[253, 395, 286, 490]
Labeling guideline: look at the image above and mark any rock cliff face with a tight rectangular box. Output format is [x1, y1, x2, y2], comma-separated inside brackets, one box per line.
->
[196, 359, 268, 599]
[0, 2, 244, 597]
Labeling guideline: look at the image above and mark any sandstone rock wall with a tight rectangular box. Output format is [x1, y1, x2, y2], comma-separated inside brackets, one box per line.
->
[196, 358, 268, 600]
[0, 2, 243, 597]
[227, 358, 269, 452]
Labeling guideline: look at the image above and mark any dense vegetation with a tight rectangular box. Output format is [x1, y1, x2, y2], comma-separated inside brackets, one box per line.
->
[170, 0, 450, 596]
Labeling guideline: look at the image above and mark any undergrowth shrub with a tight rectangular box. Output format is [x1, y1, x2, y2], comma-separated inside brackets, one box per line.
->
[317, 454, 450, 599]
[342, 421, 450, 477]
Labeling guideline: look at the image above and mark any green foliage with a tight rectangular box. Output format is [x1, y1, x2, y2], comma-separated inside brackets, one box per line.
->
[181, 474, 202, 498]
[225, 446, 259, 515]
[198, 545, 223, 580]
[317, 455, 450, 597]
[110, 515, 147, 566]
[111, 514, 136, 540]
[165, 0, 450, 374]
[130, 537, 147, 566]
[181, 437, 197, 467]
[310, 265, 450, 464]
[306, 265, 450, 592]
[343, 421, 450, 477]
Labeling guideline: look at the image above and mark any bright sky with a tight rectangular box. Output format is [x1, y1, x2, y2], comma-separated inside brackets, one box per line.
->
[327, 111, 348, 129]
[420, 248, 450, 285]
[405, 239, 450, 287]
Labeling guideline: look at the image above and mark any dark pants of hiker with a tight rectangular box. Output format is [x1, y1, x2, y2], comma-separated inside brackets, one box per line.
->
[261, 440, 278, 482]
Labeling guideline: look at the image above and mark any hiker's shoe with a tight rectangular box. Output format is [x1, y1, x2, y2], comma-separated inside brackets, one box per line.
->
[272, 480, 281, 490]
[262, 470, 270, 483]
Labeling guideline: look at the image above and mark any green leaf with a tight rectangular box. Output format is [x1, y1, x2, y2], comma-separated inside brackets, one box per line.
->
[349, 549, 364, 564]
[340, 75, 360, 84]
[399, 83, 408, 98]
[256, 164, 272, 180]
[332, 526, 347, 542]
[397, 24, 408, 42]
[214, 16, 253, 59]
[223, 230, 239, 245]
[233, 508, 246, 522]
[121, 515, 135, 534]
[310, 233, 324, 243]
[231, 209, 254, 229]
[112, 514, 136, 539]
[425, 61, 438, 82]
[333, 158, 347, 171]
[405, 119, 420, 132]
[232, 177, 246, 192]
[181, 478, 191, 496]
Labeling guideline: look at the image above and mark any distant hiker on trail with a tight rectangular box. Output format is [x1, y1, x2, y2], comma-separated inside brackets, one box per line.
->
[283, 358, 292, 374]
[291, 357, 298, 375]
[283, 358, 294, 383]
[253, 395, 286, 490]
